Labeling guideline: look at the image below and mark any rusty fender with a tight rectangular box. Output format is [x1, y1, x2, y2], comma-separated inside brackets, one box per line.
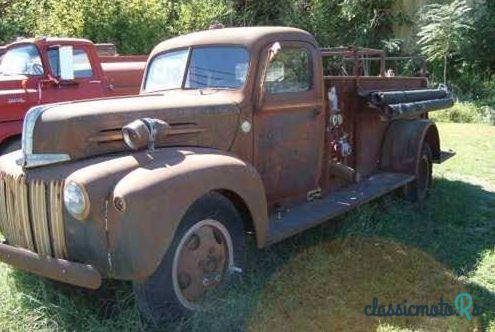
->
[105, 147, 268, 281]
[380, 119, 440, 174]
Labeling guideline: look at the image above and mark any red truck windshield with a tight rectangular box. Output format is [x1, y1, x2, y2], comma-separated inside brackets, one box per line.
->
[144, 46, 249, 92]
[0, 44, 44, 76]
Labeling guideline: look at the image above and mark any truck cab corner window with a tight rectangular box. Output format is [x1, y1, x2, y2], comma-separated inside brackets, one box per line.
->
[264, 47, 311, 94]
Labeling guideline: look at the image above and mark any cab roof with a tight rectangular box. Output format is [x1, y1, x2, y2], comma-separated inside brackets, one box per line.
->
[6, 37, 93, 48]
[150, 26, 318, 57]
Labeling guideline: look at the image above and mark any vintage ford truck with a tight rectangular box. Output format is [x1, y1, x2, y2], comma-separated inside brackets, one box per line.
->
[0, 37, 146, 153]
[0, 27, 454, 320]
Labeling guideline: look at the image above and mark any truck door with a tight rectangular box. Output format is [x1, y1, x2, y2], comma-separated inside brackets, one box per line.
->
[40, 46, 105, 104]
[254, 41, 325, 206]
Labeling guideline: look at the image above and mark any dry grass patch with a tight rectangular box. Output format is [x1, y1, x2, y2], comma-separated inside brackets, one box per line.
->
[249, 237, 481, 332]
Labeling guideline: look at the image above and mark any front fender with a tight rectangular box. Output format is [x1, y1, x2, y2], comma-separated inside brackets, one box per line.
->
[109, 147, 268, 280]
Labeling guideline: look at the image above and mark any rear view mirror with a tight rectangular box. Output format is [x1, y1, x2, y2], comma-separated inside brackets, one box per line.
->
[59, 46, 74, 80]
[268, 42, 281, 62]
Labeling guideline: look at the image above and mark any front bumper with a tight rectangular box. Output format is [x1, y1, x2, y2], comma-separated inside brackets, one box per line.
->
[0, 241, 101, 289]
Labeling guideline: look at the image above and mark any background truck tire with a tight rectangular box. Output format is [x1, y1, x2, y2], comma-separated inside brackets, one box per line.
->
[403, 142, 433, 202]
[133, 192, 246, 322]
[0, 137, 21, 155]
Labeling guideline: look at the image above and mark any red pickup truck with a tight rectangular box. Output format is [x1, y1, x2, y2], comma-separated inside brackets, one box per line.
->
[0, 37, 146, 153]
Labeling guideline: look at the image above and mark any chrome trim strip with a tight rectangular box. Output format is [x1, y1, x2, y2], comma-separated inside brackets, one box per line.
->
[20, 106, 71, 168]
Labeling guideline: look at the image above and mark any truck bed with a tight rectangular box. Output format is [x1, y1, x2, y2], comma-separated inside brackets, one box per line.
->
[101, 57, 147, 96]
[323, 76, 427, 178]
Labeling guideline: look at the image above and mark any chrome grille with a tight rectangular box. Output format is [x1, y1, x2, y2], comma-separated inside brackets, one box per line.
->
[0, 172, 67, 258]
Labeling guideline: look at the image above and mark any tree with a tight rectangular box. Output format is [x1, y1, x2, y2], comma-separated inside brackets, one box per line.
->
[417, 0, 473, 85]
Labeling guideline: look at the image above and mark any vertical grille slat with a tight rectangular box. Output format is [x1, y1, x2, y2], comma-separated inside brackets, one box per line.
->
[30, 180, 52, 257]
[0, 176, 9, 240]
[0, 173, 67, 259]
[5, 176, 24, 247]
[15, 177, 34, 251]
[49, 181, 67, 258]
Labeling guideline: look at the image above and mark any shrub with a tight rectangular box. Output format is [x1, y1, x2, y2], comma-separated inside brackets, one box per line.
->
[430, 102, 495, 125]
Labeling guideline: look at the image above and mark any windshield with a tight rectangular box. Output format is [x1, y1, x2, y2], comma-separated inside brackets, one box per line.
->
[144, 46, 249, 92]
[0, 44, 44, 76]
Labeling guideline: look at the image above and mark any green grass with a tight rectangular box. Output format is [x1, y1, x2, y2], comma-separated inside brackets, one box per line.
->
[0, 123, 494, 331]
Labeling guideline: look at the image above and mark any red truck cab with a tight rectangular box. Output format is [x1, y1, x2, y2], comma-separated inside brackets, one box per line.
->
[0, 37, 146, 152]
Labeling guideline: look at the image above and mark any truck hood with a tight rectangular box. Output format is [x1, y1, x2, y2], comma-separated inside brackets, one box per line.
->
[26, 91, 242, 165]
[0, 75, 38, 122]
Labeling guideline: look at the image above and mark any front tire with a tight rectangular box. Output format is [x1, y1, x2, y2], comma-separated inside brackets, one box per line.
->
[403, 142, 433, 202]
[133, 192, 246, 322]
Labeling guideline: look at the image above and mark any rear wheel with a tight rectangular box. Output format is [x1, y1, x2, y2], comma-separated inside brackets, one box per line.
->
[133, 192, 246, 322]
[403, 142, 433, 202]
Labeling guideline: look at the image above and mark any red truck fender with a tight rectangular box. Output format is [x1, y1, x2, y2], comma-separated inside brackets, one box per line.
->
[380, 119, 441, 174]
[107, 147, 269, 280]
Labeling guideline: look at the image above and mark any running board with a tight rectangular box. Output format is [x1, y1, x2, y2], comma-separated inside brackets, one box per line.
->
[267, 172, 414, 245]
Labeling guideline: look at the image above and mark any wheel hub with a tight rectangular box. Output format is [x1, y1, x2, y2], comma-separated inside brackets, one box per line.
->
[172, 220, 233, 309]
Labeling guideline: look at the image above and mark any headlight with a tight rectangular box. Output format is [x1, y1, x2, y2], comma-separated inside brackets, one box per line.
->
[63, 181, 89, 220]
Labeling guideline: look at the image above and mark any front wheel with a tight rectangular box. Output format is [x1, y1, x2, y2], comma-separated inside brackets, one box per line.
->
[133, 192, 246, 322]
[403, 142, 433, 202]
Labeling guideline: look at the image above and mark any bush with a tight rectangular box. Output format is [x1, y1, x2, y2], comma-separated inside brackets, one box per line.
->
[430, 102, 495, 125]
[0, 0, 402, 54]
[0, 0, 230, 54]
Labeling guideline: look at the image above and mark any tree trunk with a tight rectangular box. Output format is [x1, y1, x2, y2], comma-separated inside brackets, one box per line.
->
[443, 55, 447, 86]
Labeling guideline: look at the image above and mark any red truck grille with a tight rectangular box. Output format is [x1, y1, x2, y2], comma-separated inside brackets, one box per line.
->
[0, 173, 67, 258]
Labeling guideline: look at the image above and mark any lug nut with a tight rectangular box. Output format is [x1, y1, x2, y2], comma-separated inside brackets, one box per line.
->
[186, 234, 200, 250]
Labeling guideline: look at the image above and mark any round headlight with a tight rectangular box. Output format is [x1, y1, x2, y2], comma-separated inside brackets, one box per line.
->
[63, 181, 89, 220]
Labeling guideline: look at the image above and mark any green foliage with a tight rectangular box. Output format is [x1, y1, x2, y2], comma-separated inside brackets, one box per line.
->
[0, 0, 401, 54]
[417, 0, 473, 85]
[430, 102, 495, 125]
[0, 0, 228, 54]
[172, 0, 232, 36]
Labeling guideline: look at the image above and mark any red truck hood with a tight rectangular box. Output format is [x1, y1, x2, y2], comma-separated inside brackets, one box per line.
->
[0, 75, 38, 122]
[27, 90, 242, 164]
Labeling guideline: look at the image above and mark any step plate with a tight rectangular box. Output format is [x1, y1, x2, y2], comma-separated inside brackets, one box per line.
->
[267, 172, 414, 244]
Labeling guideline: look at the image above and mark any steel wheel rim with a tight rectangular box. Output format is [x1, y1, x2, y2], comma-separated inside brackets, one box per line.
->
[172, 219, 234, 310]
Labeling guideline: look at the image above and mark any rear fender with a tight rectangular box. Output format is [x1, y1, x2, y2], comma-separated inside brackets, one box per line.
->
[109, 147, 268, 280]
[380, 119, 440, 174]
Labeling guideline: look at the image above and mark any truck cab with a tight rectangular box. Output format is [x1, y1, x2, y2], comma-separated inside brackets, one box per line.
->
[0, 37, 146, 152]
[0, 27, 454, 321]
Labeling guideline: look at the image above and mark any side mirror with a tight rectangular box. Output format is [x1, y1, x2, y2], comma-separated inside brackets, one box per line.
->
[59, 46, 74, 81]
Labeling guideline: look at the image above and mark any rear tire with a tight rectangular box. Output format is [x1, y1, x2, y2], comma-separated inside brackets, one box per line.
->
[403, 142, 433, 202]
[0, 137, 21, 155]
[133, 192, 246, 322]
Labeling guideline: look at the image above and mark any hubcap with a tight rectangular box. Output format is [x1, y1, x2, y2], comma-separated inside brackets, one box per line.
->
[172, 219, 233, 310]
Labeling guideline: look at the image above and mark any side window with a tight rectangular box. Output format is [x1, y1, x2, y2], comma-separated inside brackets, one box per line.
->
[264, 47, 312, 94]
[47, 48, 94, 78]
[47, 49, 60, 76]
[73, 49, 93, 78]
